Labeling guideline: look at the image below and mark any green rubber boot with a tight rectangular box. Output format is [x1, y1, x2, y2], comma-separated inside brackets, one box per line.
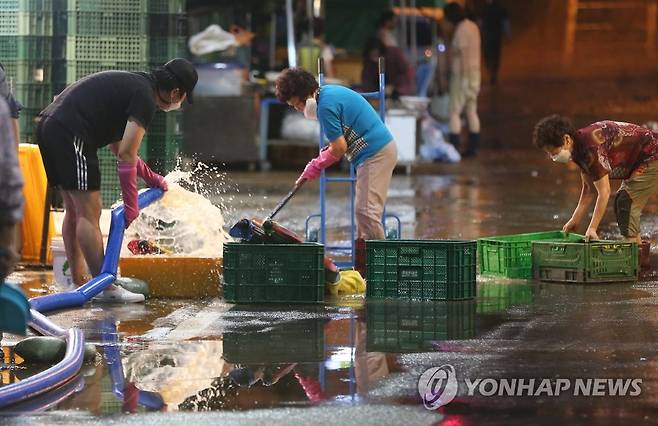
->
[115, 277, 150, 298]
[14, 336, 97, 364]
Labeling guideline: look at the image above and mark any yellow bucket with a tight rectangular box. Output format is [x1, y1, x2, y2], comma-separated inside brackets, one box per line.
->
[119, 256, 222, 298]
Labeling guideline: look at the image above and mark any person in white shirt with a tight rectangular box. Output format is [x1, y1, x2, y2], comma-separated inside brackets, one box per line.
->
[445, 2, 481, 157]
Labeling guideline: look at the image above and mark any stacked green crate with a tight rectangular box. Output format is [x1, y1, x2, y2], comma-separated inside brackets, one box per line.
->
[0, 0, 54, 143]
[51, 0, 149, 205]
[145, 0, 186, 174]
[145, 111, 183, 173]
[52, 0, 148, 85]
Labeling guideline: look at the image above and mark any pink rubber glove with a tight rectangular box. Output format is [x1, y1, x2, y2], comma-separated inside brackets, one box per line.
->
[294, 373, 326, 403]
[136, 157, 168, 191]
[118, 160, 139, 228]
[296, 147, 342, 184]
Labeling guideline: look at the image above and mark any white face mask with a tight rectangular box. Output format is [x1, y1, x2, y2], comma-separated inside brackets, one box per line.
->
[551, 148, 572, 163]
[162, 100, 183, 112]
[303, 97, 317, 120]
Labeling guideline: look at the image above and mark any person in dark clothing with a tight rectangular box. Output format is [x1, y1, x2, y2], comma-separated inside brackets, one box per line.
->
[361, 37, 414, 98]
[481, 0, 510, 85]
[0, 98, 22, 282]
[0, 63, 22, 147]
[37, 58, 197, 303]
[376, 10, 398, 47]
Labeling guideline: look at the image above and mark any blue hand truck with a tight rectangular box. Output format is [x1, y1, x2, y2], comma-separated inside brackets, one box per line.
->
[305, 57, 401, 268]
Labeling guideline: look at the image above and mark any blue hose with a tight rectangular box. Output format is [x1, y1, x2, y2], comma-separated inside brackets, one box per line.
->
[0, 189, 164, 409]
[0, 329, 84, 407]
[3, 376, 85, 414]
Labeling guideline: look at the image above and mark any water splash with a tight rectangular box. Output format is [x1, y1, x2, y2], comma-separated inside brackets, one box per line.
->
[124, 169, 232, 257]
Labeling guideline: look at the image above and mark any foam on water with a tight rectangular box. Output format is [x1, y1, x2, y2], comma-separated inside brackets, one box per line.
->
[123, 169, 232, 258]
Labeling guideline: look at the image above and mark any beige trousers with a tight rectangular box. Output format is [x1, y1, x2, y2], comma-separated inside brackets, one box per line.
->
[355, 141, 398, 240]
[617, 160, 658, 238]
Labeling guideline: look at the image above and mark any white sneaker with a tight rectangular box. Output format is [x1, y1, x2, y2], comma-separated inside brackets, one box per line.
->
[94, 285, 145, 304]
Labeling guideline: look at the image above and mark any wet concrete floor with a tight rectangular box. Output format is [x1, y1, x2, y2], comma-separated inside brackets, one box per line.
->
[5, 146, 658, 425]
[7, 66, 658, 423]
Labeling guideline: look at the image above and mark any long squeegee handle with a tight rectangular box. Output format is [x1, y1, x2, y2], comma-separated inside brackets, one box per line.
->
[265, 181, 304, 222]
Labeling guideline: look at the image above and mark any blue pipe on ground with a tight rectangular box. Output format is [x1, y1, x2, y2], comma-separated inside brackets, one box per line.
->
[0, 189, 164, 409]
[1, 373, 85, 414]
[0, 329, 84, 407]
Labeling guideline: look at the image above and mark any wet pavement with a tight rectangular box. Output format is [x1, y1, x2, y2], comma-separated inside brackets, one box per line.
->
[7, 42, 658, 421]
[5, 144, 658, 425]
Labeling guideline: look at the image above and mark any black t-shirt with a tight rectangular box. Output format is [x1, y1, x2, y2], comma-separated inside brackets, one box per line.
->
[41, 71, 156, 148]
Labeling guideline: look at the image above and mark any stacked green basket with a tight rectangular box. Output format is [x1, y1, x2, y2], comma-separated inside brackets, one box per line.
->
[0, 0, 54, 144]
[145, 0, 186, 174]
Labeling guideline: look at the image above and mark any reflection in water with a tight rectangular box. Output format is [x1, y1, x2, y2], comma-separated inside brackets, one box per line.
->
[180, 306, 330, 411]
[221, 306, 326, 365]
[121, 339, 224, 410]
[477, 280, 534, 314]
[365, 300, 477, 353]
[100, 319, 166, 413]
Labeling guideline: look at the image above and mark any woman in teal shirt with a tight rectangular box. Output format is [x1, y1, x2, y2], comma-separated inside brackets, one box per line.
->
[275, 68, 398, 241]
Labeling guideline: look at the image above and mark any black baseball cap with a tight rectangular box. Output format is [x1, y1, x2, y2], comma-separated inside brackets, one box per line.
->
[164, 58, 198, 104]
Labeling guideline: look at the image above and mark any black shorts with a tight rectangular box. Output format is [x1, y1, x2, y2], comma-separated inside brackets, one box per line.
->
[37, 116, 101, 191]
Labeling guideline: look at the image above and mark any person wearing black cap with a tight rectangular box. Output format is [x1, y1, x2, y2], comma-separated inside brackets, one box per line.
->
[37, 58, 198, 303]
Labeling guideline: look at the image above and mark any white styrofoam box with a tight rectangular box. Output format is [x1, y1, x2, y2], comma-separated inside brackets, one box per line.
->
[386, 113, 416, 163]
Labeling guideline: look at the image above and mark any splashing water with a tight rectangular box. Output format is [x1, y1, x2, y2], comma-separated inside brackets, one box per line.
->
[123, 169, 233, 258]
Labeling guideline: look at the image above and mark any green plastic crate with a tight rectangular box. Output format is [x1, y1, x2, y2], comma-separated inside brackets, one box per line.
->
[0, 11, 53, 35]
[1, 60, 51, 85]
[223, 242, 325, 304]
[144, 132, 181, 174]
[149, 110, 182, 135]
[148, 13, 186, 37]
[52, 59, 147, 84]
[51, 35, 148, 61]
[0, 0, 52, 12]
[53, 10, 147, 36]
[532, 240, 638, 283]
[222, 310, 324, 363]
[366, 240, 477, 301]
[54, 0, 147, 13]
[14, 83, 53, 108]
[366, 300, 475, 353]
[17, 106, 41, 139]
[478, 231, 584, 279]
[148, 0, 184, 14]
[98, 147, 120, 206]
[148, 36, 186, 64]
[0, 36, 51, 60]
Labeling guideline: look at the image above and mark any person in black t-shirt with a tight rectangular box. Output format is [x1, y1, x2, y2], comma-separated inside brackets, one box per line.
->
[37, 58, 198, 303]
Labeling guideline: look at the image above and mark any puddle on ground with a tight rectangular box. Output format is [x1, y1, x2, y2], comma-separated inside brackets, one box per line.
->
[7, 152, 658, 423]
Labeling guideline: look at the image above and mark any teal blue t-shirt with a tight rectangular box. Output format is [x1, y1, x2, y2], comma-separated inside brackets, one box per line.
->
[317, 85, 393, 167]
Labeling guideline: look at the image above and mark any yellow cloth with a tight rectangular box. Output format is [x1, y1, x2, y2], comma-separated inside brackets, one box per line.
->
[326, 270, 366, 295]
